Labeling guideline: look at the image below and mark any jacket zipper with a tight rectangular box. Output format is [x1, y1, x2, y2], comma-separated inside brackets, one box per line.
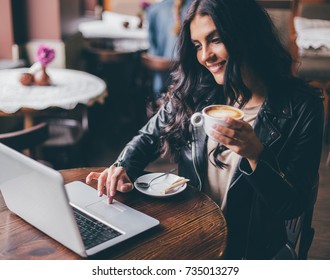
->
[261, 159, 293, 188]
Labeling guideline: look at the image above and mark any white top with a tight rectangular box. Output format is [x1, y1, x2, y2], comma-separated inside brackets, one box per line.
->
[0, 68, 107, 114]
[204, 104, 261, 211]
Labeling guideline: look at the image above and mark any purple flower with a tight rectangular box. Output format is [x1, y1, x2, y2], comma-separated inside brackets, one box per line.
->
[35, 44, 55, 66]
[139, 1, 150, 11]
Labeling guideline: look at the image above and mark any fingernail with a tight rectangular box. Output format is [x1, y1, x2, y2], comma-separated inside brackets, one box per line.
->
[98, 190, 102, 197]
[108, 197, 112, 204]
[110, 191, 115, 197]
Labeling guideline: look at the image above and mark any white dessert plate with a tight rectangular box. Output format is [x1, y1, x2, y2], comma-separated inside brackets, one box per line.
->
[134, 173, 187, 197]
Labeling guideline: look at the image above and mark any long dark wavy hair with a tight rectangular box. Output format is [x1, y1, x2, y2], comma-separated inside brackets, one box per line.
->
[159, 0, 302, 164]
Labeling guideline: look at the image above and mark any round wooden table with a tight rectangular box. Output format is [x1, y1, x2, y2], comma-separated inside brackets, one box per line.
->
[0, 167, 227, 260]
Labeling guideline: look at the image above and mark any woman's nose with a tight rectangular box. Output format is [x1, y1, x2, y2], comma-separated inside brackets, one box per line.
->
[201, 46, 215, 63]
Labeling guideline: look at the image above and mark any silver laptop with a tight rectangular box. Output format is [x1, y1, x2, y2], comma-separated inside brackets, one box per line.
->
[0, 143, 159, 257]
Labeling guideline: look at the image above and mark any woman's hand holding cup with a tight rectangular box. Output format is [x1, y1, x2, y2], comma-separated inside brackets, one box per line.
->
[191, 105, 263, 170]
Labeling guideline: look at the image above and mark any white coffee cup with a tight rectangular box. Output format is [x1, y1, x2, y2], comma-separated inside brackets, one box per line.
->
[190, 105, 244, 141]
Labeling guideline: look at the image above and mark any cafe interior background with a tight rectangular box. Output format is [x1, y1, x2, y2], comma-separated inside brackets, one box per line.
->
[0, 0, 330, 259]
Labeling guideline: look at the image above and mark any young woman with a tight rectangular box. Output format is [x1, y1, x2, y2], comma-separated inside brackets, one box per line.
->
[86, 0, 324, 259]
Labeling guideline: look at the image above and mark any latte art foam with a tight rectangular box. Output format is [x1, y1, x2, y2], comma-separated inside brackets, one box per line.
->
[206, 106, 243, 119]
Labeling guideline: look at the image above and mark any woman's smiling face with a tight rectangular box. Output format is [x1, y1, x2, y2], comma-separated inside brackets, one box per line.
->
[190, 14, 229, 85]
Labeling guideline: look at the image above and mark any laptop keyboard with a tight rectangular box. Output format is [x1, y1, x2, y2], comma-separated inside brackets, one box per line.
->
[72, 207, 122, 250]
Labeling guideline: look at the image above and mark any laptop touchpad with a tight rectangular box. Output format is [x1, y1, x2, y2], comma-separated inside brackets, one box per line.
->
[86, 200, 125, 218]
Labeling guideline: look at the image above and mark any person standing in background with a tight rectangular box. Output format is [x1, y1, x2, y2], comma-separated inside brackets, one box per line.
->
[146, 0, 192, 99]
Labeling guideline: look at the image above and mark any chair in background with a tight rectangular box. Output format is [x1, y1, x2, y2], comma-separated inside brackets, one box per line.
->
[0, 59, 25, 70]
[83, 47, 142, 141]
[0, 122, 49, 161]
[82, 47, 138, 77]
[39, 118, 85, 169]
[30, 105, 88, 169]
[292, 2, 330, 165]
[139, 52, 174, 118]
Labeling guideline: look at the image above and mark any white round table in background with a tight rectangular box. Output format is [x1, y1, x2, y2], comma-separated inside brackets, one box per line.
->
[0, 68, 107, 128]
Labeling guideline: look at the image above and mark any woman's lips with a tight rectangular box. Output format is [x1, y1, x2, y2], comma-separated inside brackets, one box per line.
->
[207, 60, 227, 73]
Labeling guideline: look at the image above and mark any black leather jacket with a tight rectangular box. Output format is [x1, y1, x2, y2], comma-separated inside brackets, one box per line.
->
[119, 87, 324, 259]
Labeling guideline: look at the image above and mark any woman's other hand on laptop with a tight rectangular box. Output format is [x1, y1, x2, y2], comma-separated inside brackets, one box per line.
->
[86, 166, 133, 204]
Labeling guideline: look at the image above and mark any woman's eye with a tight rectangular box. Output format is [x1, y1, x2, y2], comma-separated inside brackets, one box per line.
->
[211, 37, 222, 44]
[193, 44, 201, 50]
